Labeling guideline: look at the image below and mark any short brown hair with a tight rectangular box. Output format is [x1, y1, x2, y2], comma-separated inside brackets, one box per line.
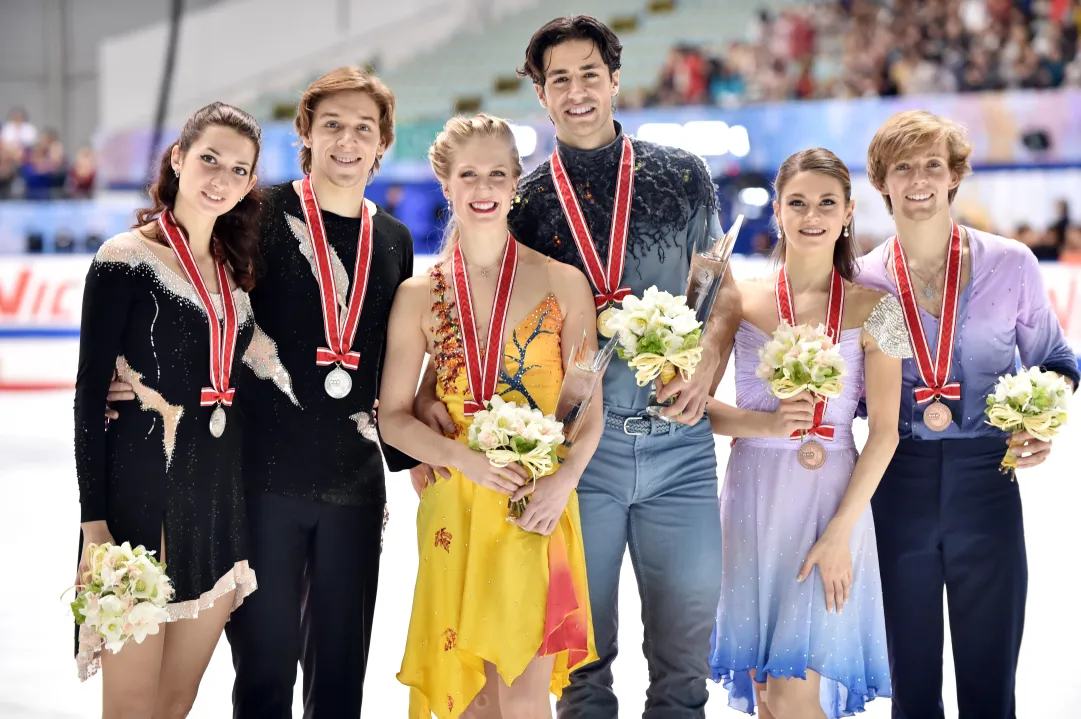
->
[518, 15, 622, 86]
[294, 67, 396, 176]
[866, 110, 972, 214]
[772, 148, 859, 281]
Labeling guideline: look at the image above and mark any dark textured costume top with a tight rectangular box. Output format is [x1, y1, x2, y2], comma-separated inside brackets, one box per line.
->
[508, 121, 721, 411]
[239, 182, 416, 508]
[74, 232, 254, 604]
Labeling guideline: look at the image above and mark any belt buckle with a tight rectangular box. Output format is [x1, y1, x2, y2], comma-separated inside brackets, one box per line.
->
[623, 416, 648, 436]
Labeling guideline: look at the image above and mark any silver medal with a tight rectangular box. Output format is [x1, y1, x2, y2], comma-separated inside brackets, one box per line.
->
[325, 366, 352, 399]
[209, 405, 226, 438]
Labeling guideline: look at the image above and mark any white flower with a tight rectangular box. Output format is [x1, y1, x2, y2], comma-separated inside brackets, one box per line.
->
[620, 294, 642, 313]
[127, 602, 168, 644]
[661, 330, 685, 354]
[475, 427, 503, 450]
[96, 594, 126, 621]
[79, 592, 102, 625]
[101, 621, 127, 654]
[153, 573, 174, 603]
[616, 329, 638, 355]
[126, 558, 161, 600]
[666, 311, 701, 336]
[99, 566, 123, 589]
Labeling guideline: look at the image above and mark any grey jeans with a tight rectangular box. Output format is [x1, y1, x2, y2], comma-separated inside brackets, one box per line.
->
[557, 408, 723, 718]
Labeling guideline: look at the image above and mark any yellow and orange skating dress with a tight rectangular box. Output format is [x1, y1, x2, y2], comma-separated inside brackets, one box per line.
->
[397, 265, 597, 719]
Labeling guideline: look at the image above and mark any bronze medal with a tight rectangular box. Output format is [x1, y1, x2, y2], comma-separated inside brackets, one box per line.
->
[798, 439, 827, 470]
[922, 400, 952, 432]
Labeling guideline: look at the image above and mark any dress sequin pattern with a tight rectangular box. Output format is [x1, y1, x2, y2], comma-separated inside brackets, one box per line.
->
[73, 232, 258, 681]
[863, 295, 913, 359]
[398, 263, 597, 719]
[509, 122, 717, 283]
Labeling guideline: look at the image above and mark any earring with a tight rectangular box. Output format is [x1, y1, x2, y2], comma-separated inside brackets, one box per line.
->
[239, 194, 246, 201]
[173, 168, 179, 178]
[843, 224, 850, 237]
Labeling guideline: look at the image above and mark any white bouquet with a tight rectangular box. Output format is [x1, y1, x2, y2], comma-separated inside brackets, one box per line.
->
[467, 396, 565, 518]
[606, 286, 704, 389]
[70, 541, 173, 654]
[984, 366, 1070, 476]
[755, 321, 847, 400]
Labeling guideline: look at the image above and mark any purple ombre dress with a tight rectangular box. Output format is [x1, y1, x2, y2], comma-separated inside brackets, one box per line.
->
[709, 295, 911, 717]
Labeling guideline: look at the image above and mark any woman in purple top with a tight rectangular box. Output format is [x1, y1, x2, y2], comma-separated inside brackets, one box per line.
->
[856, 110, 1079, 719]
[705, 148, 907, 718]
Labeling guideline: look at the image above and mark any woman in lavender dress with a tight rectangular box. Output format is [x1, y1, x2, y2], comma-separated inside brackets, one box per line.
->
[705, 149, 910, 718]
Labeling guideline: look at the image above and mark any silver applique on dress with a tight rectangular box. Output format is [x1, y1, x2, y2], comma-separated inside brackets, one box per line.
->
[242, 324, 301, 407]
[348, 411, 379, 442]
[381, 504, 389, 554]
[114, 356, 184, 468]
[285, 212, 350, 325]
[864, 294, 913, 359]
[95, 233, 254, 325]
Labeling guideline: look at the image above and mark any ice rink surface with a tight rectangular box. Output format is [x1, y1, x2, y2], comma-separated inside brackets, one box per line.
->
[2, 373, 1078, 717]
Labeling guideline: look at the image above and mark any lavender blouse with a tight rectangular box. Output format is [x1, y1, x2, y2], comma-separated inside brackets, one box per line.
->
[856, 227, 1079, 441]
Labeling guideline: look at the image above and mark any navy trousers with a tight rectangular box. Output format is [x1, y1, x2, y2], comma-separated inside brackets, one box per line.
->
[226, 492, 384, 719]
[872, 437, 1027, 719]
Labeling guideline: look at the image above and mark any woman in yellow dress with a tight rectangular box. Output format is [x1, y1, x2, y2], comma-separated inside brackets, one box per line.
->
[379, 114, 602, 719]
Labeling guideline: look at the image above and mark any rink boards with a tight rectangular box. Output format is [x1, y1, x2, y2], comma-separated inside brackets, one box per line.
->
[2, 253, 1081, 390]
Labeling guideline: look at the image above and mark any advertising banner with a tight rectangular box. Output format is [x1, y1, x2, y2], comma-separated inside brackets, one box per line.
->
[4, 254, 1081, 390]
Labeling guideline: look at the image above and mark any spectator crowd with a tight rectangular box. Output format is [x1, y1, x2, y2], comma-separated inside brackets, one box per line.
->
[0, 107, 96, 201]
[627, 0, 1081, 109]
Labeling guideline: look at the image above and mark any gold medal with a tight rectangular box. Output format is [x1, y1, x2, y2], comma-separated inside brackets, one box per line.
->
[597, 306, 616, 338]
[923, 401, 952, 432]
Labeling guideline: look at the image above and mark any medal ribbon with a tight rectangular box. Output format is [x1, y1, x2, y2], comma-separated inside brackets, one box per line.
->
[776, 266, 845, 440]
[889, 222, 963, 405]
[299, 175, 373, 371]
[550, 135, 634, 310]
[158, 211, 238, 407]
[453, 237, 518, 415]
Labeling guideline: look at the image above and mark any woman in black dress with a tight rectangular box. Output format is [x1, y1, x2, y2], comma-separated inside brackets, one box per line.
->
[73, 102, 262, 716]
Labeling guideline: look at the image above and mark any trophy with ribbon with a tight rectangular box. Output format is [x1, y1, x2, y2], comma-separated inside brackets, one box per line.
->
[604, 213, 743, 420]
[553, 327, 617, 447]
[473, 329, 615, 520]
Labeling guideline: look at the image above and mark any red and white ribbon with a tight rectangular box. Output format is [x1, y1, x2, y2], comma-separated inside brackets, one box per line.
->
[889, 222, 963, 405]
[551, 135, 635, 309]
[299, 174, 373, 371]
[776, 266, 845, 440]
[157, 211, 238, 407]
[453, 237, 518, 415]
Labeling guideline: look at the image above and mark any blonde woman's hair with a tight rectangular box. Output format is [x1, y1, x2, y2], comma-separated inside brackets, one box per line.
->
[428, 113, 524, 258]
[866, 110, 973, 215]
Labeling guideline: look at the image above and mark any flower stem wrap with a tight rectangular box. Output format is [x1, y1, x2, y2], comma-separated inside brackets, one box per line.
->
[629, 348, 703, 387]
[983, 366, 1070, 478]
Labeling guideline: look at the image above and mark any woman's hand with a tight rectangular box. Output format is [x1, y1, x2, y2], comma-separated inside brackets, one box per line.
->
[770, 392, 816, 437]
[455, 448, 530, 496]
[76, 521, 114, 588]
[512, 470, 576, 536]
[797, 523, 853, 614]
